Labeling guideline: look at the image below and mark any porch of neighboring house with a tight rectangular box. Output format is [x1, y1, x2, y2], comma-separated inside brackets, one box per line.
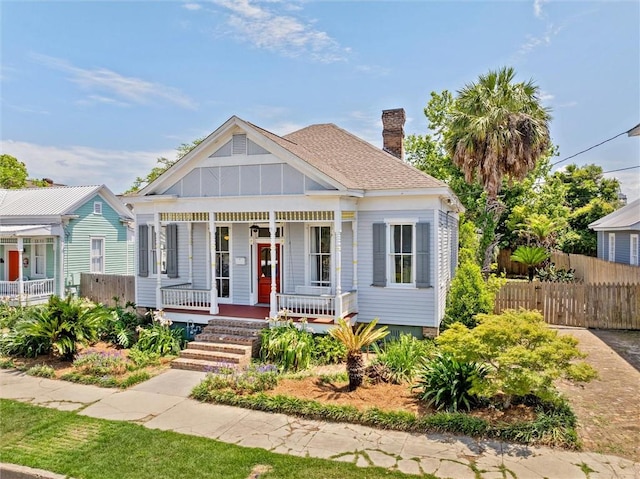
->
[0, 235, 60, 306]
[142, 210, 359, 334]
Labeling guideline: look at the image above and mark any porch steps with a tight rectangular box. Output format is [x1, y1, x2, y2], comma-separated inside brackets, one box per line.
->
[171, 317, 268, 372]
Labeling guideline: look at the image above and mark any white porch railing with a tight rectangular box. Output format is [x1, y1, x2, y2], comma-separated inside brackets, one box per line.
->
[277, 290, 358, 320]
[0, 279, 56, 305]
[161, 284, 210, 311]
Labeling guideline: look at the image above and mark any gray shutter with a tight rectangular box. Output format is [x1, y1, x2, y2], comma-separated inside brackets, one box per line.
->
[166, 224, 179, 278]
[372, 223, 386, 286]
[138, 225, 148, 277]
[416, 222, 430, 288]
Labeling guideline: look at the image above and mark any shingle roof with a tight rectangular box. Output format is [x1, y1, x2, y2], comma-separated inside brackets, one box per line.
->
[589, 199, 640, 231]
[250, 121, 446, 190]
[0, 185, 104, 216]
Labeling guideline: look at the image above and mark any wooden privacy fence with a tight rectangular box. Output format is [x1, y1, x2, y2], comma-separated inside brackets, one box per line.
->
[80, 273, 135, 307]
[495, 281, 640, 330]
[497, 249, 640, 284]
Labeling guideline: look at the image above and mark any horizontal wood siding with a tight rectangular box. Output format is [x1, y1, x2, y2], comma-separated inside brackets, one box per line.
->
[232, 224, 251, 304]
[341, 221, 353, 292]
[191, 223, 208, 289]
[284, 223, 305, 293]
[357, 210, 436, 327]
[65, 194, 131, 289]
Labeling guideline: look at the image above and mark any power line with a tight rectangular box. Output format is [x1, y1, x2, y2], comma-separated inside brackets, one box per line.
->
[551, 130, 630, 167]
[601, 165, 640, 174]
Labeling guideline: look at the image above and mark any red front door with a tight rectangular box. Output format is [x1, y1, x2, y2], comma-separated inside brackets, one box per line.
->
[257, 244, 280, 304]
[8, 251, 19, 281]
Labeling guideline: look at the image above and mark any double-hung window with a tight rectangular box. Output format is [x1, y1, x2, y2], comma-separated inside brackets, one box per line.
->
[389, 223, 415, 285]
[138, 224, 178, 278]
[608, 233, 616, 262]
[215, 226, 230, 298]
[33, 242, 46, 277]
[90, 237, 105, 273]
[631, 234, 639, 266]
[150, 225, 167, 275]
[309, 226, 331, 287]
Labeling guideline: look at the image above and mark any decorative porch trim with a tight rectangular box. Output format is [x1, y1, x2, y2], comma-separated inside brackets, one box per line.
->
[160, 212, 209, 222]
[0, 238, 18, 244]
[276, 211, 334, 222]
[218, 212, 269, 222]
[341, 211, 355, 220]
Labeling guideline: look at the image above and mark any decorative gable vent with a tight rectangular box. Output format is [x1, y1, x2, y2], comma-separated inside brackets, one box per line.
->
[232, 134, 247, 155]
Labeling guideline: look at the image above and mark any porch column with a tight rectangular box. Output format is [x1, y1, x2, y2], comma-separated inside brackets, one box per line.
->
[209, 213, 219, 314]
[269, 210, 277, 318]
[154, 213, 162, 309]
[187, 223, 193, 284]
[334, 211, 342, 320]
[17, 238, 24, 300]
[352, 213, 358, 291]
[53, 238, 58, 296]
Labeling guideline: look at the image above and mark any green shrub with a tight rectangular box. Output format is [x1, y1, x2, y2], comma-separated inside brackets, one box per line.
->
[371, 334, 435, 383]
[0, 304, 27, 330]
[441, 261, 494, 330]
[260, 321, 314, 372]
[72, 351, 128, 376]
[100, 299, 143, 348]
[312, 334, 347, 365]
[437, 309, 597, 407]
[0, 315, 51, 358]
[413, 353, 488, 412]
[133, 310, 184, 356]
[126, 348, 161, 368]
[536, 264, 576, 283]
[196, 364, 279, 395]
[25, 364, 55, 378]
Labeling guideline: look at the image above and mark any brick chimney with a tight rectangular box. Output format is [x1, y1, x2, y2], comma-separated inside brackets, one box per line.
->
[382, 108, 406, 160]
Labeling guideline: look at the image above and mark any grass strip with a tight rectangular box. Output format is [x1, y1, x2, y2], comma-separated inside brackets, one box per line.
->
[0, 399, 432, 479]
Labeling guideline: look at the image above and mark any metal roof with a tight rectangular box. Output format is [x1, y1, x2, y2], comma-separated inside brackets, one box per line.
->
[589, 199, 640, 231]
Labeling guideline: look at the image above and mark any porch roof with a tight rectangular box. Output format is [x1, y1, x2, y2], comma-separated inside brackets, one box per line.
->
[0, 224, 63, 237]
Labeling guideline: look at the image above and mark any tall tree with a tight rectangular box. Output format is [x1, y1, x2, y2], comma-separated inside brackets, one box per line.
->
[443, 67, 552, 273]
[127, 138, 204, 193]
[0, 154, 28, 189]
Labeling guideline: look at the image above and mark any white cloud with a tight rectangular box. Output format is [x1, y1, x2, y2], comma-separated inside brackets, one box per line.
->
[210, 0, 349, 63]
[183, 2, 202, 11]
[0, 140, 174, 195]
[533, 0, 548, 19]
[516, 23, 563, 57]
[30, 53, 196, 110]
[539, 91, 554, 102]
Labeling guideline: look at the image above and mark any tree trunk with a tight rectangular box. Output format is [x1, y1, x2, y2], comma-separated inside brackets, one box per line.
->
[346, 351, 365, 391]
[481, 197, 506, 277]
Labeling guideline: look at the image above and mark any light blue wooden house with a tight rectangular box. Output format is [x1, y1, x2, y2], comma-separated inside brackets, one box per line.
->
[589, 198, 640, 266]
[0, 185, 134, 305]
[126, 109, 463, 336]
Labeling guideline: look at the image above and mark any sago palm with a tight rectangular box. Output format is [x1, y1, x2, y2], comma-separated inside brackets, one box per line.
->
[329, 318, 389, 391]
[511, 246, 549, 281]
[444, 66, 551, 272]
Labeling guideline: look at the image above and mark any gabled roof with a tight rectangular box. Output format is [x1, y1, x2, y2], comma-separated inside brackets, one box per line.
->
[589, 199, 640, 231]
[138, 115, 448, 196]
[0, 185, 133, 220]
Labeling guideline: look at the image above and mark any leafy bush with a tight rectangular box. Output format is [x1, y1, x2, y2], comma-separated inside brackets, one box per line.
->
[260, 320, 314, 372]
[0, 304, 26, 330]
[413, 353, 488, 412]
[441, 261, 494, 330]
[100, 299, 143, 348]
[437, 309, 597, 407]
[0, 315, 51, 358]
[73, 351, 128, 376]
[194, 364, 279, 395]
[312, 334, 346, 365]
[126, 348, 161, 368]
[25, 364, 55, 378]
[133, 310, 184, 356]
[511, 246, 550, 281]
[536, 264, 576, 283]
[371, 334, 435, 383]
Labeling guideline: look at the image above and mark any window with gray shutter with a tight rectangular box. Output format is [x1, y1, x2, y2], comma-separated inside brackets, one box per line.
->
[416, 223, 430, 288]
[166, 224, 178, 278]
[138, 225, 148, 277]
[372, 223, 386, 286]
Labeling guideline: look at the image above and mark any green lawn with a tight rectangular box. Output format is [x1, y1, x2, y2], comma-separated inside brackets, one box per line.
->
[0, 399, 434, 479]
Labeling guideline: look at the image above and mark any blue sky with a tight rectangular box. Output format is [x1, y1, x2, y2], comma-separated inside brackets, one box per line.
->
[2, 0, 639, 200]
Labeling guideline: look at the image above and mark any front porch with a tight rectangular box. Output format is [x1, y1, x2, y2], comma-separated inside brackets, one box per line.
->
[0, 278, 56, 306]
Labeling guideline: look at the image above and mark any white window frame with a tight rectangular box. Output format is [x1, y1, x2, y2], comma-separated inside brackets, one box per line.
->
[608, 233, 616, 262]
[149, 224, 167, 276]
[630, 234, 639, 266]
[93, 201, 103, 215]
[214, 225, 231, 300]
[386, 219, 417, 287]
[90, 237, 105, 273]
[306, 224, 333, 289]
[31, 241, 47, 278]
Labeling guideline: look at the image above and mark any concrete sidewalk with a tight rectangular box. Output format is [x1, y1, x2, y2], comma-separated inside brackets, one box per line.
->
[1, 368, 638, 479]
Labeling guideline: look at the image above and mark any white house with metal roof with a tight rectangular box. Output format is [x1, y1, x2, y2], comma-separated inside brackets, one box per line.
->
[126, 109, 463, 336]
[0, 185, 134, 305]
[589, 198, 640, 266]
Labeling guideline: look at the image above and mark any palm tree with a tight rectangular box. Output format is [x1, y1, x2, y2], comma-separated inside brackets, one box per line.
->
[329, 319, 389, 391]
[511, 246, 549, 281]
[518, 213, 563, 248]
[444, 67, 551, 273]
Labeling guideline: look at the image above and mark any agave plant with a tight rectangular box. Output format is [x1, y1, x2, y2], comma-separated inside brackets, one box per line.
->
[511, 246, 550, 281]
[328, 318, 389, 391]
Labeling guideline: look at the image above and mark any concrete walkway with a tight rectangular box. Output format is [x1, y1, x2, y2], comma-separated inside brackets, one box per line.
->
[1, 369, 638, 479]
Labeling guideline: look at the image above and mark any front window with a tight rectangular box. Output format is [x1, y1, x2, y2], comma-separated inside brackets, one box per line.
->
[216, 227, 230, 298]
[608, 233, 616, 262]
[631, 235, 639, 266]
[90, 238, 105, 273]
[33, 242, 46, 277]
[309, 226, 331, 287]
[390, 224, 414, 284]
[150, 225, 167, 275]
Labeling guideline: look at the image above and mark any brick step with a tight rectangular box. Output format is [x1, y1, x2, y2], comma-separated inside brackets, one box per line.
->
[206, 318, 268, 330]
[200, 325, 264, 338]
[179, 348, 248, 365]
[171, 357, 241, 373]
[186, 341, 252, 356]
[195, 332, 257, 346]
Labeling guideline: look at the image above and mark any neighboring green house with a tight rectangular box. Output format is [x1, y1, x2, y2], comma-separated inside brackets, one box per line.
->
[0, 185, 134, 305]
